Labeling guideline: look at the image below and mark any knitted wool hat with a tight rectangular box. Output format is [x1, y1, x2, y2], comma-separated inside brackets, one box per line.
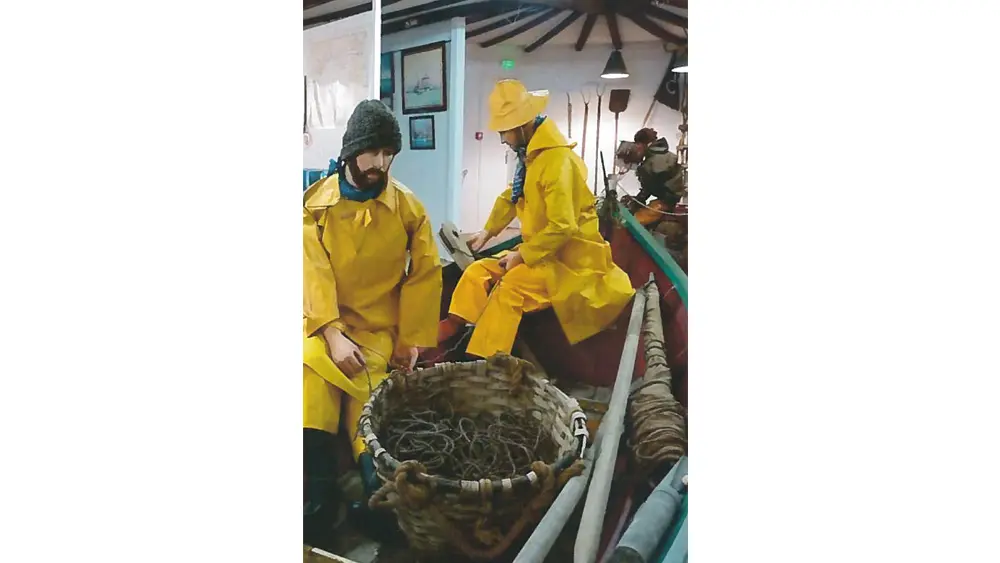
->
[339, 100, 402, 161]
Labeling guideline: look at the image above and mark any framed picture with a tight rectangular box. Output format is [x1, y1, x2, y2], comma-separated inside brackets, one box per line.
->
[380, 95, 393, 110]
[401, 42, 447, 114]
[380, 52, 394, 98]
[409, 116, 435, 150]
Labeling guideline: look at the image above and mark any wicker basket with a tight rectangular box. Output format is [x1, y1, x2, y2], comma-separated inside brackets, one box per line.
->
[358, 354, 589, 560]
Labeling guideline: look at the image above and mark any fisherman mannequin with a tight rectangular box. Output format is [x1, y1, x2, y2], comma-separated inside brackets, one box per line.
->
[619, 128, 686, 212]
[303, 100, 442, 547]
[438, 79, 634, 357]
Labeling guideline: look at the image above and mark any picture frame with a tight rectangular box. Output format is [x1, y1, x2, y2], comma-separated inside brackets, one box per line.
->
[401, 42, 447, 114]
[380, 94, 393, 110]
[408, 116, 435, 151]
[380, 52, 394, 98]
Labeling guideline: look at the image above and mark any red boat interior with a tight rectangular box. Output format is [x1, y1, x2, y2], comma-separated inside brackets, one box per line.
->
[430, 222, 688, 408]
[420, 218, 688, 561]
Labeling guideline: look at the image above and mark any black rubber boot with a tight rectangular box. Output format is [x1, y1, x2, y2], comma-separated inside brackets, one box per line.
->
[304, 429, 341, 550]
[359, 451, 380, 498]
[347, 452, 405, 545]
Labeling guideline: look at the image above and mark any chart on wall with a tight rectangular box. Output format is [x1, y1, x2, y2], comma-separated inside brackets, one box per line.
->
[304, 23, 372, 130]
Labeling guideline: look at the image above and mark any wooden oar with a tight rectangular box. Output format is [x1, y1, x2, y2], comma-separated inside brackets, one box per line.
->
[513, 422, 606, 562]
[574, 277, 650, 563]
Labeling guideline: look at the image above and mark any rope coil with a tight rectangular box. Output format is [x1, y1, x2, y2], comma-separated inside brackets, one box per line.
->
[627, 282, 688, 478]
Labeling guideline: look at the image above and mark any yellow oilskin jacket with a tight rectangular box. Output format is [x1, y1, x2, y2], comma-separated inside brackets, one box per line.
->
[483, 118, 635, 345]
[303, 173, 443, 375]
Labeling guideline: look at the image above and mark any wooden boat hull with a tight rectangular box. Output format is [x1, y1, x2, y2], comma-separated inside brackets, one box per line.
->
[435, 209, 687, 408]
[425, 207, 687, 562]
[312, 206, 688, 562]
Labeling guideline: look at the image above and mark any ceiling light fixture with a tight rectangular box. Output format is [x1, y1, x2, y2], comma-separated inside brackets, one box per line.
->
[600, 49, 629, 79]
[671, 53, 688, 73]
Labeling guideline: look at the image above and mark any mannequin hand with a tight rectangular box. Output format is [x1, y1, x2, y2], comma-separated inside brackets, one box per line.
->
[466, 230, 490, 252]
[322, 326, 366, 376]
[390, 345, 418, 372]
[498, 250, 524, 272]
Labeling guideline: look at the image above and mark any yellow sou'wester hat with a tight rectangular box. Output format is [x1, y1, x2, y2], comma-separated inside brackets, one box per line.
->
[487, 79, 550, 132]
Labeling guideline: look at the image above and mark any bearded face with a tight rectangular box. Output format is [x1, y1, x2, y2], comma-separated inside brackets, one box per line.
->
[348, 148, 394, 192]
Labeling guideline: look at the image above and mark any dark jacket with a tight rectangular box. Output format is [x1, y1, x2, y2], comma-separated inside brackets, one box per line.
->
[635, 138, 685, 208]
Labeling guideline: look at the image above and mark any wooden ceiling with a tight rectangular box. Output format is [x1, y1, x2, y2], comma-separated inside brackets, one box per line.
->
[304, 0, 687, 52]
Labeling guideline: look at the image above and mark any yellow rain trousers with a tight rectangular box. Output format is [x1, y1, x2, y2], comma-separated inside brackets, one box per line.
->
[451, 118, 635, 358]
[303, 174, 442, 459]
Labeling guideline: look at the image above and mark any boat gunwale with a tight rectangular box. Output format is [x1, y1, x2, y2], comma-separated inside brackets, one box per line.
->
[475, 206, 687, 308]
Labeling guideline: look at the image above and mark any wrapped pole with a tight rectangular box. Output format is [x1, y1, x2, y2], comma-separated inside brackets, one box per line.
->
[607, 457, 688, 563]
[574, 279, 650, 563]
[628, 282, 687, 479]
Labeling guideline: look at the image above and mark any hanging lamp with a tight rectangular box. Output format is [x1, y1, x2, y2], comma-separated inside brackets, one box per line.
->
[601, 49, 629, 79]
[671, 52, 688, 73]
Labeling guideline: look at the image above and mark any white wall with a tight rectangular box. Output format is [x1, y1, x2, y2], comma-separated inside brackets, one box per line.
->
[303, 13, 373, 170]
[383, 18, 466, 256]
[461, 42, 684, 231]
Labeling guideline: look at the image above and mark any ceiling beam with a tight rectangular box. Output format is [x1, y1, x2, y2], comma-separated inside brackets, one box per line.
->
[526, 0, 607, 14]
[467, 5, 543, 27]
[575, 13, 598, 51]
[651, 0, 688, 8]
[304, 0, 405, 29]
[303, 0, 334, 11]
[606, 11, 622, 50]
[304, 2, 369, 27]
[480, 8, 561, 48]
[524, 10, 583, 52]
[468, 6, 548, 38]
[384, 0, 466, 22]
[645, 3, 687, 29]
[380, 1, 530, 35]
[624, 12, 687, 43]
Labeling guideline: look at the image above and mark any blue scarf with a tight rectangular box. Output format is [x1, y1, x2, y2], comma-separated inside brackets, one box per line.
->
[329, 158, 383, 202]
[510, 115, 546, 203]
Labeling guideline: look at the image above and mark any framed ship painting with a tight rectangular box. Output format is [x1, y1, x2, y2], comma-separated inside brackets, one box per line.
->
[401, 42, 447, 114]
[409, 116, 435, 150]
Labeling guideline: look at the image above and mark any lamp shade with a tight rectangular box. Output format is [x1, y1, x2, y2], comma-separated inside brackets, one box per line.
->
[601, 50, 629, 79]
[671, 53, 688, 73]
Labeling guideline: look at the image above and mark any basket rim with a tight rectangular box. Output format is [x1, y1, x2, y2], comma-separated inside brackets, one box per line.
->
[357, 354, 590, 495]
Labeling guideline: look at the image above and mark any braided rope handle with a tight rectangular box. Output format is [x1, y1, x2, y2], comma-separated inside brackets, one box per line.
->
[370, 458, 585, 561]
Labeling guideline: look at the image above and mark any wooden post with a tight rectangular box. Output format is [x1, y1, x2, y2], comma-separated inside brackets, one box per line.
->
[370, 0, 381, 100]
[574, 279, 650, 563]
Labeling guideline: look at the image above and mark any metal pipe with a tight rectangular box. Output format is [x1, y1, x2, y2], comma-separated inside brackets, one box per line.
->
[608, 457, 688, 563]
[656, 514, 687, 563]
[513, 424, 606, 563]
[574, 280, 650, 563]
